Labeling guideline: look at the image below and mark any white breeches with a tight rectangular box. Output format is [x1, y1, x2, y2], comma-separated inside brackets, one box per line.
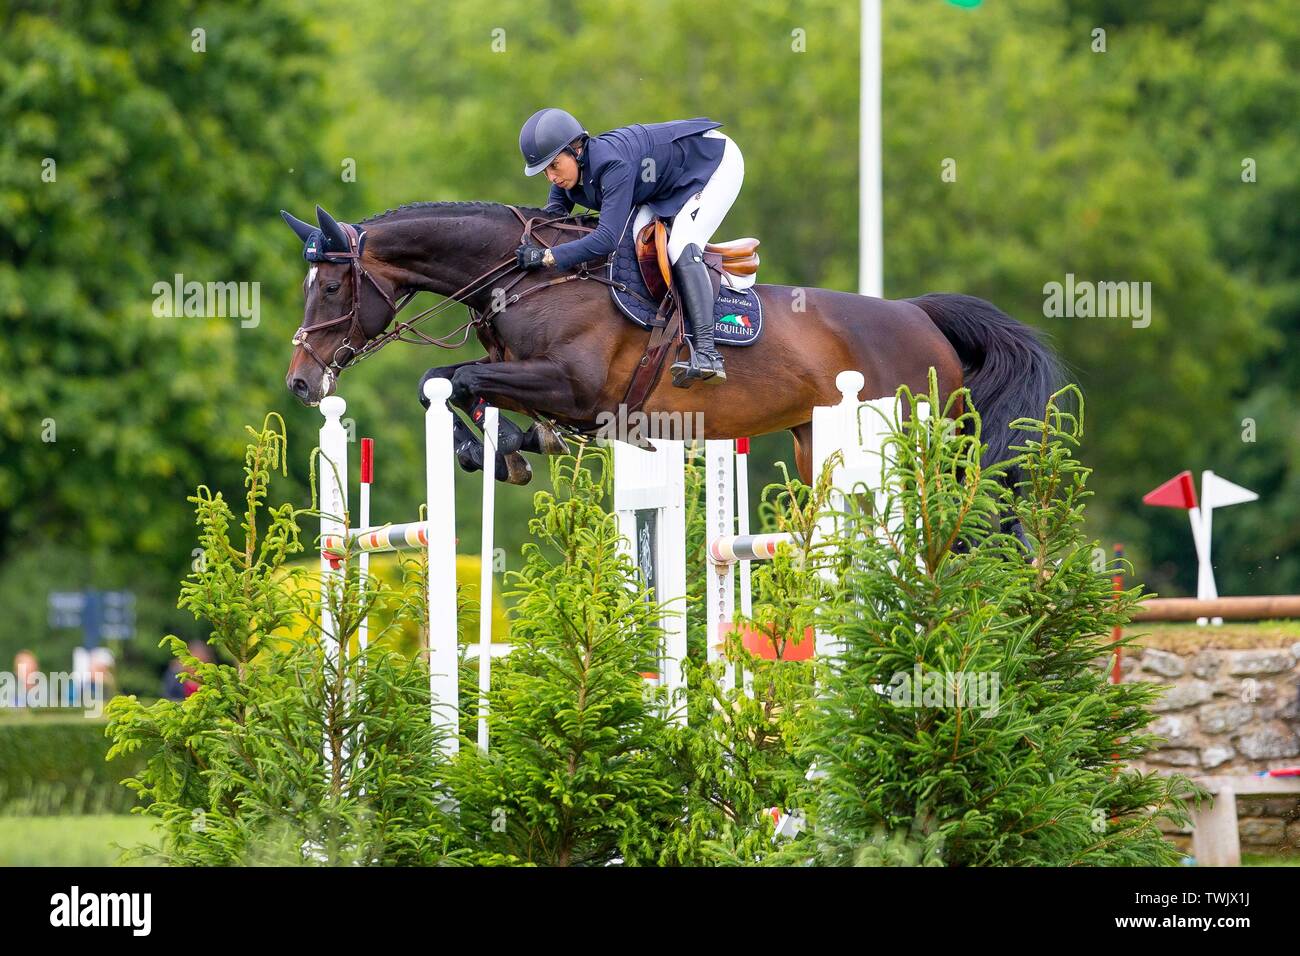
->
[665, 130, 745, 264]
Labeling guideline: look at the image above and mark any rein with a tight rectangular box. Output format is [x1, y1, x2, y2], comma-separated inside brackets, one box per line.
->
[291, 206, 627, 380]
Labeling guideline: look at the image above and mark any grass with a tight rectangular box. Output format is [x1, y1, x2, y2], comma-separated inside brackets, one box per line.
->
[0, 814, 158, 866]
[1121, 619, 1300, 651]
[0, 812, 1291, 867]
[1243, 853, 1300, 866]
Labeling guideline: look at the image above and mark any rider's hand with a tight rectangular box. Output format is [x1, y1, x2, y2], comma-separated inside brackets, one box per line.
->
[516, 243, 549, 270]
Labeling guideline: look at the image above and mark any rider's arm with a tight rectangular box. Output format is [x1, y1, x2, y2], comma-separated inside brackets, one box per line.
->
[544, 183, 574, 216]
[549, 159, 632, 271]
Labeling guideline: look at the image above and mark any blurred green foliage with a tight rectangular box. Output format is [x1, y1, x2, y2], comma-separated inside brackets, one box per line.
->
[0, 713, 146, 814]
[3, 0, 1299, 690]
[0, 0, 339, 677]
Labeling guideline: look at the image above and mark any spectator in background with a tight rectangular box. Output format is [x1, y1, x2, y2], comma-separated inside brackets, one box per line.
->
[161, 641, 213, 701]
[13, 650, 38, 707]
[88, 647, 117, 699]
[160, 657, 187, 701]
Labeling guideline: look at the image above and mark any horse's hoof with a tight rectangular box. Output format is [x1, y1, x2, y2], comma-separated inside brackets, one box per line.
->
[503, 452, 533, 485]
[456, 439, 485, 474]
[531, 423, 570, 456]
[493, 415, 527, 457]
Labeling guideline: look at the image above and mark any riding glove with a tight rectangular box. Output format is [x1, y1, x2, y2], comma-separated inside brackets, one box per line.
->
[516, 243, 548, 270]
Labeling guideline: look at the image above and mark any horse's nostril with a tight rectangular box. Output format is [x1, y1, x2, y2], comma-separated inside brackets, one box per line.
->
[290, 377, 310, 399]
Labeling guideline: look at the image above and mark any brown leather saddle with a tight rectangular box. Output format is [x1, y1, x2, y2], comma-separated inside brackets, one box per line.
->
[620, 218, 760, 410]
[634, 218, 760, 304]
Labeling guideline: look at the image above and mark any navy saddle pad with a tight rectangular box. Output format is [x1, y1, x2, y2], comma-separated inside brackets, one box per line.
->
[606, 220, 762, 347]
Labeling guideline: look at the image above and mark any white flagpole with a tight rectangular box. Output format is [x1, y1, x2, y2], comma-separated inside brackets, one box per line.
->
[859, 0, 883, 298]
[1198, 471, 1224, 625]
[1188, 506, 1215, 626]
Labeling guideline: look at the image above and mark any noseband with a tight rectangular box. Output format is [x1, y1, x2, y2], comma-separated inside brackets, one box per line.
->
[290, 222, 409, 382]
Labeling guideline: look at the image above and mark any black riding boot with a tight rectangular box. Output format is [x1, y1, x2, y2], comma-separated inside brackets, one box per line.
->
[670, 244, 726, 386]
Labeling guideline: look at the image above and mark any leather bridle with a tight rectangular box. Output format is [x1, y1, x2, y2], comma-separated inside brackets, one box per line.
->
[290, 206, 635, 390]
[290, 221, 409, 384]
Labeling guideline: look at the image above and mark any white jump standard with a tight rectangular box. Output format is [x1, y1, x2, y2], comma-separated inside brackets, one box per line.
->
[316, 367, 922, 747]
[317, 378, 477, 757]
[611, 436, 689, 723]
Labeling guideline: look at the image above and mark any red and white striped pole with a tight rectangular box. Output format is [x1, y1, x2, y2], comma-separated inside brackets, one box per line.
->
[358, 438, 373, 652]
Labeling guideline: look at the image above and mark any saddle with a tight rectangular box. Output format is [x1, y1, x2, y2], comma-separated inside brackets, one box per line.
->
[634, 218, 760, 303]
[618, 217, 762, 413]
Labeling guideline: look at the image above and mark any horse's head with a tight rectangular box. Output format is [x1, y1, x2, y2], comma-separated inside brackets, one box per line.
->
[281, 205, 403, 405]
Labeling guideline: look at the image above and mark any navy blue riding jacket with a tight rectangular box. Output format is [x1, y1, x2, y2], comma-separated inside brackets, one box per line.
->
[543, 118, 726, 270]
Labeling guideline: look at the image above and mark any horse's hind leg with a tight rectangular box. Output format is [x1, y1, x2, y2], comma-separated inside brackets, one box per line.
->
[790, 421, 814, 485]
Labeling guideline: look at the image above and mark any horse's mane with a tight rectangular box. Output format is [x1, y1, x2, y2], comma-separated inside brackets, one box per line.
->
[359, 200, 561, 227]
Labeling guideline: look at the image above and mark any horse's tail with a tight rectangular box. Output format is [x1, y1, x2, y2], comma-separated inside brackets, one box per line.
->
[907, 293, 1063, 481]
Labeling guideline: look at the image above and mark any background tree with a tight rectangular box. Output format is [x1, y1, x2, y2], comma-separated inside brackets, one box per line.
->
[0, 0, 339, 673]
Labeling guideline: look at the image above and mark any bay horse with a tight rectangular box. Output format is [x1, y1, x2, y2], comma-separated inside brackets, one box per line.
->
[282, 202, 1060, 488]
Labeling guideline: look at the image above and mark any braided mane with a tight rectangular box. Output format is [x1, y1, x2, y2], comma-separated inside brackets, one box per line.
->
[359, 200, 558, 226]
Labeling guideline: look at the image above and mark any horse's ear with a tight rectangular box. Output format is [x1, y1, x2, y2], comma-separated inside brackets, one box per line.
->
[281, 210, 315, 242]
[315, 205, 350, 252]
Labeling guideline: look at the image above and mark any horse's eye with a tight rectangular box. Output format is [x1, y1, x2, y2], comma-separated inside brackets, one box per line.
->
[325, 282, 341, 294]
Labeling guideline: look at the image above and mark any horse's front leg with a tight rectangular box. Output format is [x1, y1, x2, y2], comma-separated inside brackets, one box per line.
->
[449, 359, 587, 464]
[418, 361, 534, 484]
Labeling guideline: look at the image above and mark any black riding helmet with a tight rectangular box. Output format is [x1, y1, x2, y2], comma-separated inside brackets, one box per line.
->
[519, 108, 588, 176]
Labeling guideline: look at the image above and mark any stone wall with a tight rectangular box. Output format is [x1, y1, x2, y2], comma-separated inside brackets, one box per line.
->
[1121, 634, 1300, 857]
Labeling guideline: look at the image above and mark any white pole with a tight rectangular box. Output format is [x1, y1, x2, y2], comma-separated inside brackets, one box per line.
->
[423, 379, 460, 755]
[659, 445, 689, 722]
[858, 0, 883, 298]
[1190, 503, 1220, 627]
[318, 396, 349, 668]
[1203, 502, 1222, 625]
[318, 397, 351, 773]
[477, 407, 498, 752]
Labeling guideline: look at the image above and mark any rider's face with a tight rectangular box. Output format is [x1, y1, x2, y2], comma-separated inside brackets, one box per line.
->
[545, 150, 579, 190]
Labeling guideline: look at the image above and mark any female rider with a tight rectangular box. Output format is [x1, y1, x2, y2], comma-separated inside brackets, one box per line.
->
[516, 107, 744, 385]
